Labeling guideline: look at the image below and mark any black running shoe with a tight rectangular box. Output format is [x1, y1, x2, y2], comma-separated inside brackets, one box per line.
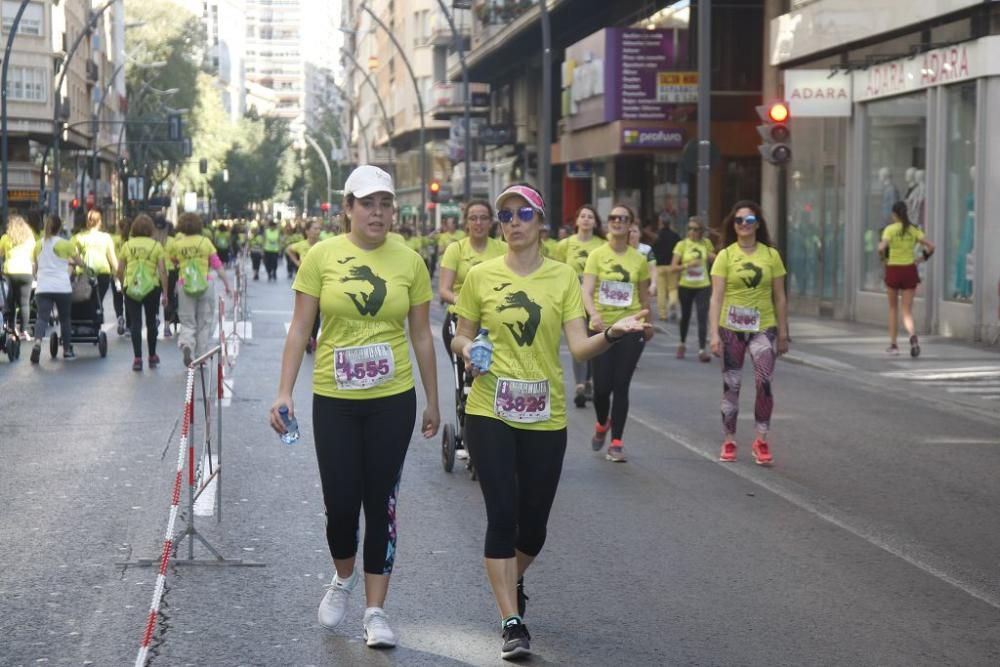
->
[517, 577, 529, 618]
[501, 619, 531, 661]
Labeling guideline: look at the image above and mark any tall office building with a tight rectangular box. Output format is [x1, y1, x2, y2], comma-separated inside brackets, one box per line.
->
[203, 0, 247, 122]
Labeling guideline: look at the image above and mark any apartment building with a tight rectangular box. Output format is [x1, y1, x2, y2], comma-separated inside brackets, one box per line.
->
[203, 0, 247, 122]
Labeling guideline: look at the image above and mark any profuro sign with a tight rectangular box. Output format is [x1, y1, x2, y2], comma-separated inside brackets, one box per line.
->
[621, 128, 684, 149]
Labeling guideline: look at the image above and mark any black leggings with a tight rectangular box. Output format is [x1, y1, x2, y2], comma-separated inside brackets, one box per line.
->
[33, 292, 71, 349]
[312, 389, 416, 575]
[263, 251, 279, 279]
[250, 251, 262, 275]
[111, 275, 125, 321]
[4, 274, 32, 333]
[591, 331, 644, 440]
[465, 415, 567, 559]
[678, 285, 710, 348]
[96, 273, 111, 307]
[166, 270, 179, 326]
[440, 313, 465, 389]
[125, 289, 161, 358]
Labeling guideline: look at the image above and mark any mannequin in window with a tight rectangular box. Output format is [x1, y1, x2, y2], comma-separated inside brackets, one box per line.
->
[906, 169, 926, 230]
[953, 165, 975, 300]
[879, 167, 900, 229]
[904, 167, 917, 198]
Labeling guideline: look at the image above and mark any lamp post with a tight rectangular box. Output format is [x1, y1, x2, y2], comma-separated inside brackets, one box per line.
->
[432, 0, 472, 204]
[303, 133, 332, 220]
[539, 0, 553, 233]
[1, 0, 32, 226]
[357, 3, 427, 226]
[339, 48, 395, 148]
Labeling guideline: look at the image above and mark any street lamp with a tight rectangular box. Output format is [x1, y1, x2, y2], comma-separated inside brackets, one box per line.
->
[432, 0, 472, 205]
[339, 48, 394, 149]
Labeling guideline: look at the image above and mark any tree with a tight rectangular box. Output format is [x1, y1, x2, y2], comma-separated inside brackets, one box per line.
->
[211, 115, 294, 214]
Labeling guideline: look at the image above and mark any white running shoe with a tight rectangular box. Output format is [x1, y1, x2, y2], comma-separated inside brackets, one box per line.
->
[363, 607, 397, 648]
[318, 570, 357, 630]
[455, 447, 469, 460]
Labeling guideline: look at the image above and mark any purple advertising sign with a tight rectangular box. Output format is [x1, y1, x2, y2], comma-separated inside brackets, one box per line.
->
[605, 28, 688, 122]
[621, 127, 685, 150]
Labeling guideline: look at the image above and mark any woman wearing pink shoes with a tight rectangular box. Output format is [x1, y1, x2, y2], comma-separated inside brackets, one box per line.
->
[708, 201, 789, 465]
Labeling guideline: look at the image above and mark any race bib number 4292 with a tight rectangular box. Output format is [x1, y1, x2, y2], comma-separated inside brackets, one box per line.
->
[334, 343, 395, 390]
[598, 280, 634, 307]
[494, 378, 551, 423]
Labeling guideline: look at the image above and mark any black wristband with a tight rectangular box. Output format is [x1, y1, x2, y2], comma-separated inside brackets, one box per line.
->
[604, 327, 621, 344]
[922, 249, 933, 260]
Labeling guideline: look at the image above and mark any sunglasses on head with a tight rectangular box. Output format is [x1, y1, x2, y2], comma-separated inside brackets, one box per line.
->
[734, 215, 758, 226]
[607, 214, 631, 223]
[497, 206, 536, 223]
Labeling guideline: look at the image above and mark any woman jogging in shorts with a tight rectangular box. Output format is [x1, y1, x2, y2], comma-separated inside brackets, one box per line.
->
[709, 201, 789, 466]
[878, 201, 934, 357]
[270, 165, 439, 649]
[671, 216, 716, 362]
[581, 203, 653, 463]
[439, 199, 506, 458]
[452, 183, 649, 660]
[118, 214, 169, 371]
[553, 205, 605, 408]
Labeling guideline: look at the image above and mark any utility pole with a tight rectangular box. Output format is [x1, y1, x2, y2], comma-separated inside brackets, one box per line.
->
[434, 0, 471, 204]
[697, 0, 712, 224]
[1, 0, 32, 227]
[539, 0, 553, 234]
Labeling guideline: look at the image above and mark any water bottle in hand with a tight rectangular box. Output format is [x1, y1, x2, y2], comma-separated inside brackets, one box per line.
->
[278, 406, 299, 445]
[469, 328, 493, 374]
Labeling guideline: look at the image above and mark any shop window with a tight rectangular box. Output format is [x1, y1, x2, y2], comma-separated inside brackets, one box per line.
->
[944, 82, 976, 302]
[862, 93, 927, 293]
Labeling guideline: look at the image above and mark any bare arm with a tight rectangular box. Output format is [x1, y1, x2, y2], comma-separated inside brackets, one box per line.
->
[581, 273, 602, 331]
[564, 311, 651, 362]
[452, 316, 478, 373]
[407, 301, 440, 437]
[269, 291, 317, 433]
[708, 275, 726, 356]
[669, 252, 683, 273]
[438, 267, 458, 305]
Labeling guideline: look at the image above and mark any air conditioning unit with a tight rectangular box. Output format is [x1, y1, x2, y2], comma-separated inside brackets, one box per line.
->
[86, 61, 99, 83]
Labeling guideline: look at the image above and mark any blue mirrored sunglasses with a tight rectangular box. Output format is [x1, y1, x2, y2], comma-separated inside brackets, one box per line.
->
[734, 215, 758, 226]
[497, 206, 536, 223]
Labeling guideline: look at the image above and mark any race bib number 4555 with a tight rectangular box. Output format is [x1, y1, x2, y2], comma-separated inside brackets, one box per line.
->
[334, 343, 395, 390]
[494, 378, 551, 423]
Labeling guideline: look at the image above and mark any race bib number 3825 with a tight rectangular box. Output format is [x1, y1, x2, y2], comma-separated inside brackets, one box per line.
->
[494, 378, 551, 423]
[334, 343, 395, 390]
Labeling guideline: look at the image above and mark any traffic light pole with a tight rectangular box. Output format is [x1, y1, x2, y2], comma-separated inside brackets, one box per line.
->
[696, 0, 711, 224]
[1, 0, 32, 228]
[539, 0, 553, 233]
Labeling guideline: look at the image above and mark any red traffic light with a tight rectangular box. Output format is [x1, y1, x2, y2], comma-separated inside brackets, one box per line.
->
[767, 102, 789, 123]
[429, 180, 441, 193]
[70, 198, 80, 210]
[320, 202, 330, 212]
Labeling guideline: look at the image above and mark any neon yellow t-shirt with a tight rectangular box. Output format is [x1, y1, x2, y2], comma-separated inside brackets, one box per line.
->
[454, 256, 585, 431]
[163, 234, 184, 270]
[0, 233, 37, 275]
[263, 228, 281, 252]
[287, 239, 316, 262]
[73, 229, 116, 274]
[711, 243, 786, 332]
[583, 243, 650, 325]
[540, 237, 559, 259]
[554, 234, 605, 276]
[171, 235, 217, 280]
[248, 234, 264, 251]
[121, 237, 164, 292]
[439, 237, 507, 313]
[33, 238, 77, 260]
[672, 238, 715, 289]
[388, 231, 405, 244]
[437, 231, 455, 253]
[881, 222, 924, 266]
[293, 235, 432, 400]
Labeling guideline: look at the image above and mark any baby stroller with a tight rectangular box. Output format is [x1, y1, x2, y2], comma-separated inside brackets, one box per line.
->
[49, 270, 108, 359]
[441, 316, 476, 480]
[0, 275, 21, 361]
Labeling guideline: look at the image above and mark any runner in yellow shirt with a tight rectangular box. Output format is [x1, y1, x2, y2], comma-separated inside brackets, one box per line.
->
[72, 209, 119, 312]
[581, 203, 652, 462]
[451, 183, 648, 660]
[0, 214, 37, 338]
[670, 216, 716, 361]
[708, 200, 789, 466]
[117, 214, 169, 370]
[270, 166, 439, 649]
[877, 201, 935, 357]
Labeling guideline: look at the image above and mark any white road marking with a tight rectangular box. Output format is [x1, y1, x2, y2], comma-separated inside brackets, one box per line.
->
[920, 437, 1000, 445]
[221, 378, 233, 407]
[194, 454, 219, 517]
[629, 409, 1000, 611]
[882, 366, 1000, 381]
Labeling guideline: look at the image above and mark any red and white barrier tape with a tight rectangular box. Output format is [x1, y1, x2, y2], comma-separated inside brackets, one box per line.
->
[134, 367, 196, 667]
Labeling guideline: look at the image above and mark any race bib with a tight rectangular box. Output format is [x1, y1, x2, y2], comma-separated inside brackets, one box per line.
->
[685, 265, 706, 282]
[334, 343, 395, 390]
[494, 378, 551, 423]
[726, 305, 761, 332]
[598, 280, 634, 307]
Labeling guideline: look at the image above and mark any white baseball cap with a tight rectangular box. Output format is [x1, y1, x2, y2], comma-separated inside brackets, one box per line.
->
[344, 165, 395, 199]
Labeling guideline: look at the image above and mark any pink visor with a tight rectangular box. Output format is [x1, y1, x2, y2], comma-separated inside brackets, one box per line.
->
[495, 184, 546, 218]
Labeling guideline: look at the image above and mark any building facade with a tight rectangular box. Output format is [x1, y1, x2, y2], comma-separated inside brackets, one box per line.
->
[771, 0, 1000, 342]
[203, 0, 247, 123]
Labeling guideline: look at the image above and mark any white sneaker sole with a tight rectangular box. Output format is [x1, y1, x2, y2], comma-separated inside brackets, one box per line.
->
[364, 633, 396, 648]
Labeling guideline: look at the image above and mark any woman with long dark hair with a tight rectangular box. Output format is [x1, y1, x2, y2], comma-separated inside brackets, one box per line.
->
[877, 201, 935, 356]
[708, 201, 789, 466]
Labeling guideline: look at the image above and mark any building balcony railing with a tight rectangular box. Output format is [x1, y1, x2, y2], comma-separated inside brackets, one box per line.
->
[431, 81, 491, 120]
[428, 10, 471, 47]
[473, 0, 536, 26]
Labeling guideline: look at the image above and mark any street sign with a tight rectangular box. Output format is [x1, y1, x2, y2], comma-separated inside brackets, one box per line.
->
[479, 125, 514, 146]
[168, 114, 182, 142]
[182, 138, 192, 158]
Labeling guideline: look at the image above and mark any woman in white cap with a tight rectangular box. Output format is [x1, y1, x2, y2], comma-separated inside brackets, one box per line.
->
[451, 182, 649, 660]
[270, 165, 439, 649]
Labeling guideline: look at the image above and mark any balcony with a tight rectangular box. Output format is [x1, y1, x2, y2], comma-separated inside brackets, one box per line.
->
[473, 0, 536, 26]
[431, 81, 490, 120]
[428, 10, 471, 47]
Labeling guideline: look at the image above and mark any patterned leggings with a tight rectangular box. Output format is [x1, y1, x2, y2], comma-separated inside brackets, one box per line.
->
[720, 327, 777, 436]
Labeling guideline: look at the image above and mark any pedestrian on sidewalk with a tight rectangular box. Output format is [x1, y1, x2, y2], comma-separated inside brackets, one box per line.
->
[0, 214, 37, 340]
[29, 215, 80, 363]
[582, 203, 654, 463]
[270, 165, 439, 650]
[553, 205, 605, 408]
[248, 226, 264, 280]
[878, 201, 935, 357]
[118, 214, 169, 371]
[670, 216, 716, 362]
[170, 213, 231, 366]
[709, 200, 789, 466]
[451, 183, 649, 660]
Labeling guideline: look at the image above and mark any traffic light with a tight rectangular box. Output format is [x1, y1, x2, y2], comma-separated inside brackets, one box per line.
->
[199, 158, 208, 174]
[429, 179, 441, 203]
[756, 101, 791, 166]
[70, 197, 80, 210]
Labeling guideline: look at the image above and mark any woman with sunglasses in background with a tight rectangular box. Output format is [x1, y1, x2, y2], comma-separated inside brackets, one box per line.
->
[582, 204, 653, 463]
[452, 183, 649, 660]
[439, 199, 506, 460]
[709, 201, 789, 466]
[671, 216, 716, 362]
[553, 205, 605, 408]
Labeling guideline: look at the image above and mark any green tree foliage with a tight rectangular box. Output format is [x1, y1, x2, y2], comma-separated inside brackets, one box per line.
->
[211, 115, 293, 215]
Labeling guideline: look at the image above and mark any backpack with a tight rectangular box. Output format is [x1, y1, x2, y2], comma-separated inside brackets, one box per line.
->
[126, 251, 157, 300]
[181, 239, 210, 297]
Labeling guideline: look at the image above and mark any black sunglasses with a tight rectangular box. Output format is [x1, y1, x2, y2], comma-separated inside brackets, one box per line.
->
[607, 214, 631, 223]
[734, 215, 758, 226]
[497, 206, 536, 223]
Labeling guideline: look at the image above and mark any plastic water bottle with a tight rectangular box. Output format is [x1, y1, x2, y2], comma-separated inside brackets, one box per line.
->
[469, 328, 493, 374]
[278, 406, 299, 445]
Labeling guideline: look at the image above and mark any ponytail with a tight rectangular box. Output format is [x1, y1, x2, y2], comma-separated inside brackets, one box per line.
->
[891, 201, 912, 235]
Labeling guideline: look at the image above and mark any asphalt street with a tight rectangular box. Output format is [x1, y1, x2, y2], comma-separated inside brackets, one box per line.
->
[2, 265, 998, 667]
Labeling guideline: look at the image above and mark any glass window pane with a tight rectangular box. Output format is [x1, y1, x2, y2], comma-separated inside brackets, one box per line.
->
[944, 82, 976, 302]
[863, 93, 926, 293]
